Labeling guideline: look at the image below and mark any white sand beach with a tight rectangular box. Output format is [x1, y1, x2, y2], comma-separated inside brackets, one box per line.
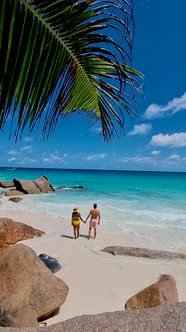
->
[1, 206, 186, 326]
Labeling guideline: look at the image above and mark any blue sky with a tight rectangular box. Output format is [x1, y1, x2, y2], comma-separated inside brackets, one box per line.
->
[1, 0, 186, 171]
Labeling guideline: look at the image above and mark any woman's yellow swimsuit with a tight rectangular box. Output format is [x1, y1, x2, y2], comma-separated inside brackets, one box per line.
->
[72, 218, 80, 226]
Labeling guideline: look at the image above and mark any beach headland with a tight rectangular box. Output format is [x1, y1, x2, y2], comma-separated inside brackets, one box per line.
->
[1, 206, 186, 326]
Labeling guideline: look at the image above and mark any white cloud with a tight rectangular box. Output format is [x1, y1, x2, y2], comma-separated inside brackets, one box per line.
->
[150, 133, 186, 148]
[151, 150, 160, 156]
[49, 153, 62, 161]
[8, 157, 16, 162]
[41, 152, 67, 164]
[118, 153, 186, 170]
[118, 156, 152, 163]
[87, 154, 107, 161]
[7, 150, 17, 155]
[168, 154, 180, 160]
[23, 136, 32, 142]
[128, 123, 152, 136]
[43, 158, 50, 162]
[20, 145, 32, 151]
[70, 153, 83, 159]
[158, 156, 186, 168]
[144, 92, 186, 119]
[89, 126, 102, 134]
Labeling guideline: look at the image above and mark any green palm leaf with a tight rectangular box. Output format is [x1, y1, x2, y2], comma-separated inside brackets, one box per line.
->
[0, 0, 143, 141]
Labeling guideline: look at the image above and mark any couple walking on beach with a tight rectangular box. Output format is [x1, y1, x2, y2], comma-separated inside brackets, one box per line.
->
[71, 203, 100, 240]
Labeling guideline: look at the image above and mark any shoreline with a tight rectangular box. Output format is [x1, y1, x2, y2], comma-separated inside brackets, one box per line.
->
[1, 207, 186, 325]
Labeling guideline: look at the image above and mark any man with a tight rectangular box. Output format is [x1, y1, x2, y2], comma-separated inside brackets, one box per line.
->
[85, 203, 100, 239]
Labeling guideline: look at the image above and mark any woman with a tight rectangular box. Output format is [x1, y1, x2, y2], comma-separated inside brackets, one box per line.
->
[71, 207, 85, 239]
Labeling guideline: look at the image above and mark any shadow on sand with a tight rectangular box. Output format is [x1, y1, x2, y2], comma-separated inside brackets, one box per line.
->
[61, 234, 88, 239]
[38, 308, 60, 324]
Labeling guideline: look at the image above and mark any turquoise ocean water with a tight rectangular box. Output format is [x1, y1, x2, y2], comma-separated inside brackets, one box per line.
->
[0, 167, 186, 232]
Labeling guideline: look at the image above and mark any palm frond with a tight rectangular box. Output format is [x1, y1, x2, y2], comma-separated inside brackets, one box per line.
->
[0, 0, 143, 141]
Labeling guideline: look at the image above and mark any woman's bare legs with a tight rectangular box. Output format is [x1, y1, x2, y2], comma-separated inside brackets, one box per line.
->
[73, 225, 80, 239]
[77, 224, 80, 238]
[73, 226, 77, 239]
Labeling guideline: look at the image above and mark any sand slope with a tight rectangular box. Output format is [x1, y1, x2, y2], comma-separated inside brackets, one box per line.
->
[0, 207, 186, 325]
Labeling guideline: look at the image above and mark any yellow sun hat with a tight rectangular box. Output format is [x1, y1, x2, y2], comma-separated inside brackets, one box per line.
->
[73, 207, 79, 211]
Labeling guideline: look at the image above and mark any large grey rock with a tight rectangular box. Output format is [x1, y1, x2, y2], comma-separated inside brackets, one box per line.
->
[0, 244, 69, 327]
[0, 181, 14, 188]
[0, 300, 38, 327]
[13, 179, 41, 194]
[34, 176, 55, 193]
[56, 185, 84, 191]
[5, 190, 25, 197]
[55, 185, 65, 191]
[9, 197, 23, 203]
[125, 274, 178, 310]
[0, 217, 44, 249]
[72, 185, 84, 189]
[1, 302, 186, 331]
[102, 246, 186, 260]
[38, 254, 61, 273]
[13, 176, 55, 194]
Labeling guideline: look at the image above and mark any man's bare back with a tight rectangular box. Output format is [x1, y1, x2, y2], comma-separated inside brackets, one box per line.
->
[85, 203, 101, 239]
[90, 208, 100, 220]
